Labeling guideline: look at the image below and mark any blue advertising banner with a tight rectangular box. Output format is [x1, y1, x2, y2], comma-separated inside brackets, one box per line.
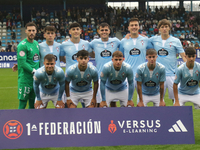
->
[0, 106, 194, 149]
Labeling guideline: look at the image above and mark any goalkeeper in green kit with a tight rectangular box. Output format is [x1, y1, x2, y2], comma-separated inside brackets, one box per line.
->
[17, 22, 40, 109]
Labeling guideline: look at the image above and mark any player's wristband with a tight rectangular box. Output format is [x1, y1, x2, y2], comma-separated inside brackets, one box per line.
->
[67, 97, 71, 100]
[32, 69, 36, 74]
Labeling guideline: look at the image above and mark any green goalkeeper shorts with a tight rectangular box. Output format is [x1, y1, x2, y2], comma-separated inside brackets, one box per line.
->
[18, 84, 35, 100]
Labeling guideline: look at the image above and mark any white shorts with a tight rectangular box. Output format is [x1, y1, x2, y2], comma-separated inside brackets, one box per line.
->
[164, 76, 175, 99]
[178, 94, 200, 107]
[142, 94, 160, 107]
[106, 88, 128, 107]
[35, 91, 65, 109]
[71, 90, 93, 107]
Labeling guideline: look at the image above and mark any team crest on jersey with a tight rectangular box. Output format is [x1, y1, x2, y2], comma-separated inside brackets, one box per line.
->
[75, 75, 78, 78]
[122, 72, 125, 77]
[155, 73, 159, 78]
[111, 42, 114, 47]
[141, 40, 144, 45]
[195, 70, 199, 76]
[19, 51, 25, 57]
[56, 47, 59, 52]
[82, 45, 85, 49]
[87, 74, 90, 79]
[169, 42, 173, 47]
[185, 74, 188, 77]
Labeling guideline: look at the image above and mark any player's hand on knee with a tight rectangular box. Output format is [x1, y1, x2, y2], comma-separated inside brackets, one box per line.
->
[56, 100, 65, 108]
[159, 100, 166, 107]
[137, 101, 144, 107]
[127, 100, 134, 107]
[89, 98, 96, 108]
[100, 101, 108, 108]
[67, 99, 76, 108]
[173, 101, 180, 106]
[12, 64, 18, 72]
[34, 100, 43, 109]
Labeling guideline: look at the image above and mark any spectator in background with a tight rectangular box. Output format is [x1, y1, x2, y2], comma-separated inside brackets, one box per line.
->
[0, 40, 1, 46]
[154, 27, 158, 34]
[11, 41, 17, 52]
[141, 29, 147, 36]
[6, 19, 12, 30]
[56, 30, 61, 39]
[175, 21, 181, 31]
[190, 42, 194, 47]
[93, 33, 99, 39]
[182, 40, 189, 47]
[11, 31, 16, 40]
[195, 42, 199, 48]
[6, 42, 12, 52]
[179, 33, 185, 40]
[6, 13, 12, 20]
[12, 20, 16, 29]
[185, 32, 189, 39]
[188, 32, 194, 39]
[149, 25, 154, 34]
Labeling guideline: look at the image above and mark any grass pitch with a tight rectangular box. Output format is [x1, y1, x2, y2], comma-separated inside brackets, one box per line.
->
[0, 68, 200, 150]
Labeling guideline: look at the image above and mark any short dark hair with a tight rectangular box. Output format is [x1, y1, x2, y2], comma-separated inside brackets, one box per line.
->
[158, 19, 171, 29]
[112, 51, 123, 58]
[146, 49, 157, 56]
[99, 22, 110, 29]
[44, 54, 56, 61]
[25, 22, 37, 29]
[44, 26, 56, 32]
[69, 22, 81, 30]
[128, 18, 139, 25]
[185, 47, 196, 55]
[77, 50, 89, 57]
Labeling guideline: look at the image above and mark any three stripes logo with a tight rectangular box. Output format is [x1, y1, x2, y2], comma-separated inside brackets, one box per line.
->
[168, 120, 188, 132]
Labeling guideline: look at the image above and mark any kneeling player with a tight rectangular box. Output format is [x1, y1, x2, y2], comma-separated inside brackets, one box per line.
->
[65, 50, 98, 108]
[33, 54, 65, 109]
[100, 51, 134, 107]
[173, 47, 200, 108]
[136, 49, 166, 107]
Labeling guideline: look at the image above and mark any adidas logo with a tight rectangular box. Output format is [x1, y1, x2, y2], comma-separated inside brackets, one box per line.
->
[168, 120, 188, 132]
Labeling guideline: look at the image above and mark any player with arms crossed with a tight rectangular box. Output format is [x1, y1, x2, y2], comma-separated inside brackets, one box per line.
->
[90, 22, 121, 107]
[100, 51, 134, 107]
[17, 22, 40, 109]
[173, 47, 200, 108]
[120, 18, 149, 89]
[34, 54, 65, 109]
[147, 19, 186, 103]
[65, 50, 98, 108]
[136, 49, 166, 107]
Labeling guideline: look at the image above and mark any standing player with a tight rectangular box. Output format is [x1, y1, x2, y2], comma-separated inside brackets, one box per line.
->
[39, 26, 62, 67]
[65, 50, 98, 108]
[173, 47, 200, 108]
[100, 51, 134, 107]
[34, 54, 65, 109]
[60, 22, 91, 70]
[90, 22, 121, 107]
[136, 49, 166, 107]
[148, 19, 186, 102]
[120, 18, 149, 85]
[17, 22, 40, 109]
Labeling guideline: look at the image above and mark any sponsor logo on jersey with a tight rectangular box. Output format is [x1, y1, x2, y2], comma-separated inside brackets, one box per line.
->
[100, 50, 112, 58]
[186, 80, 198, 87]
[110, 79, 122, 85]
[145, 80, 156, 87]
[129, 48, 140, 57]
[108, 120, 117, 134]
[45, 84, 56, 89]
[168, 120, 188, 132]
[76, 81, 88, 87]
[33, 54, 39, 62]
[3, 120, 23, 139]
[158, 49, 168, 57]
[72, 53, 77, 61]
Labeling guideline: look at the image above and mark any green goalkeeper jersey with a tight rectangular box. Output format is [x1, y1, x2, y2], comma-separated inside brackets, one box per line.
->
[17, 38, 40, 84]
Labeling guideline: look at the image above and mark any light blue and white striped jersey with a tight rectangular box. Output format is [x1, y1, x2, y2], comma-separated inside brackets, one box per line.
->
[100, 61, 134, 101]
[65, 63, 98, 92]
[90, 37, 121, 76]
[33, 66, 65, 101]
[119, 35, 149, 76]
[135, 62, 166, 96]
[147, 35, 184, 76]
[39, 41, 61, 67]
[60, 39, 91, 70]
[174, 62, 200, 95]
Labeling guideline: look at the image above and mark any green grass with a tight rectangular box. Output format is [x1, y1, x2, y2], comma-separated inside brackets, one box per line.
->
[0, 68, 200, 150]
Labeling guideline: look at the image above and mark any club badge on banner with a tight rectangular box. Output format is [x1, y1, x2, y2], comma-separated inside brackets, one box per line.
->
[0, 106, 194, 149]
